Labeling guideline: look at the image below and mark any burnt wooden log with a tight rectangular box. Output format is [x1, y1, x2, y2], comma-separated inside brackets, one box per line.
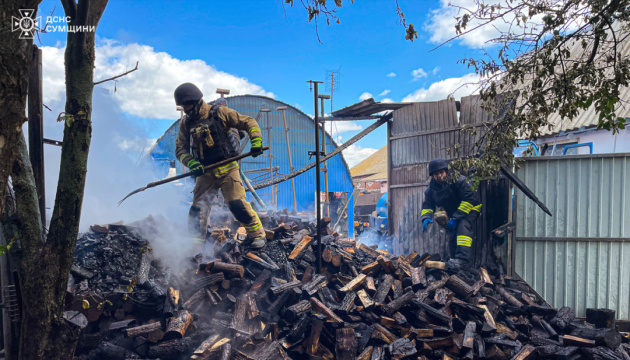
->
[307, 313, 326, 355]
[446, 274, 474, 299]
[310, 297, 343, 323]
[358, 243, 380, 259]
[270, 280, 302, 295]
[210, 261, 244, 278]
[191, 334, 219, 360]
[288, 235, 313, 260]
[340, 292, 357, 313]
[536, 345, 579, 359]
[284, 299, 312, 321]
[374, 274, 394, 304]
[331, 253, 343, 267]
[288, 313, 310, 342]
[411, 299, 452, 324]
[580, 346, 624, 360]
[570, 327, 622, 349]
[163, 287, 180, 318]
[97, 341, 134, 360]
[147, 337, 192, 359]
[372, 323, 397, 344]
[231, 297, 249, 334]
[551, 306, 575, 332]
[219, 343, 231, 360]
[425, 260, 446, 269]
[388, 338, 417, 359]
[302, 274, 326, 295]
[411, 266, 427, 290]
[586, 308, 616, 329]
[562, 335, 596, 347]
[183, 288, 206, 310]
[266, 292, 291, 319]
[322, 247, 333, 263]
[357, 289, 375, 309]
[512, 344, 536, 360]
[357, 345, 374, 360]
[339, 273, 367, 292]
[245, 252, 279, 270]
[462, 322, 476, 349]
[164, 310, 193, 341]
[382, 290, 414, 315]
[496, 286, 523, 308]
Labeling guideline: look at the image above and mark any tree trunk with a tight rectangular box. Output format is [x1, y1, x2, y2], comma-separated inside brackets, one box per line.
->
[7, 1, 109, 359]
[0, 0, 42, 218]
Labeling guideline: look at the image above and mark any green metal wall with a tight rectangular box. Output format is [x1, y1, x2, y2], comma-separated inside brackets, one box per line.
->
[515, 154, 630, 319]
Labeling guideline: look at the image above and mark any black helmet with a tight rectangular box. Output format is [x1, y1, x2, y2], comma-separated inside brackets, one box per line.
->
[428, 158, 448, 176]
[174, 83, 203, 106]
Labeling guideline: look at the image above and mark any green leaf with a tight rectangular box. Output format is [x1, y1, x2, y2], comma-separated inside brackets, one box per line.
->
[82, 299, 90, 309]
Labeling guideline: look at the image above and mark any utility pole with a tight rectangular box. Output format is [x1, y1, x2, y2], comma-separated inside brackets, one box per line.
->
[308, 80, 324, 273]
[318, 94, 331, 217]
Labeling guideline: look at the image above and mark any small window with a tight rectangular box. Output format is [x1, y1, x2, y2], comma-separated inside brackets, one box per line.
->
[543, 141, 578, 156]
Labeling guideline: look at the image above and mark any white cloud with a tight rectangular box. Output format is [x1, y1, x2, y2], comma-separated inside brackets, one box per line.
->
[381, 98, 394, 103]
[432, 67, 441, 75]
[378, 89, 391, 97]
[332, 122, 362, 133]
[402, 73, 480, 102]
[425, 0, 549, 49]
[387, 72, 397, 77]
[359, 92, 373, 101]
[42, 40, 274, 120]
[411, 67, 428, 81]
[342, 145, 379, 168]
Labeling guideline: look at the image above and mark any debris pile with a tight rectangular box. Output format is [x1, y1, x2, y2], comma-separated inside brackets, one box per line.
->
[70, 213, 630, 360]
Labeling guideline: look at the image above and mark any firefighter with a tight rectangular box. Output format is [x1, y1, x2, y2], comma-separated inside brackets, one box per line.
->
[420, 158, 481, 268]
[174, 83, 266, 248]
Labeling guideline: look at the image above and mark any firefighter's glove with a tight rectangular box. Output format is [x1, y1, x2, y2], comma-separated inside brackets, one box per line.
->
[422, 218, 433, 233]
[187, 159, 205, 176]
[250, 138, 263, 158]
[446, 219, 458, 232]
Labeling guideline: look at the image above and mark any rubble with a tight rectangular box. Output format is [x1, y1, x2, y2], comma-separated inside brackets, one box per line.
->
[69, 212, 630, 360]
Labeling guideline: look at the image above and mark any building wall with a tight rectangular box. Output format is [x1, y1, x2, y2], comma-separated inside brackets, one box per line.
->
[533, 126, 630, 156]
[355, 179, 387, 193]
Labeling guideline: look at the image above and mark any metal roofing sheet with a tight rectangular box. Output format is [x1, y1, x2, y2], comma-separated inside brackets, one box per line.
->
[331, 98, 409, 118]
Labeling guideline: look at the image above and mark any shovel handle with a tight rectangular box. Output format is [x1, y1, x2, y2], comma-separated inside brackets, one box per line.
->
[145, 146, 269, 189]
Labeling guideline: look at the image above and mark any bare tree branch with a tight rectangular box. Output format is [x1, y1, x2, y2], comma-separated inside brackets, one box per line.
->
[93, 61, 139, 85]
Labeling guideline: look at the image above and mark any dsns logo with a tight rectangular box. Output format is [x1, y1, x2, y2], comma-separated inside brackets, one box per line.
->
[12, 9, 40, 39]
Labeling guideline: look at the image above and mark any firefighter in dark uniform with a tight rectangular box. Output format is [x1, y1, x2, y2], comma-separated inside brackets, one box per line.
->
[174, 83, 266, 248]
[421, 158, 481, 267]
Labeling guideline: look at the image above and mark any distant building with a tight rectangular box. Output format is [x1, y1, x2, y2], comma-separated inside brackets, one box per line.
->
[350, 145, 387, 193]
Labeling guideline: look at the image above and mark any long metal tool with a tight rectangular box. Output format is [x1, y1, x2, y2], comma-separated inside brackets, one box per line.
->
[118, 147, 269, 205]
[277, 106, 298, 213]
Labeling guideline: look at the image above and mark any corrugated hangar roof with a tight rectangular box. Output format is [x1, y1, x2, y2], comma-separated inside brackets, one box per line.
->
[534, 25, 630, 136]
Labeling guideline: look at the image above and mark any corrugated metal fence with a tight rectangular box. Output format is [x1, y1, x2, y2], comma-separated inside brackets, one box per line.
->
[515, 153, 630, 319]
[390, 95, 496, 258]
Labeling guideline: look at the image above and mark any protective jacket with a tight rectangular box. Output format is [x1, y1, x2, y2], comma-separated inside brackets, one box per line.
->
[175, 103, 261, 176]
[420, 176, 481, 222]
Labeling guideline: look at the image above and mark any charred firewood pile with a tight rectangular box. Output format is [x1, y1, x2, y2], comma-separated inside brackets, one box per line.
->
[69, 214, 630, 360]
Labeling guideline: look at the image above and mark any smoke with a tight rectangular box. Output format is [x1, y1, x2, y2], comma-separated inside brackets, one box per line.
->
[34, 87, 206, 276]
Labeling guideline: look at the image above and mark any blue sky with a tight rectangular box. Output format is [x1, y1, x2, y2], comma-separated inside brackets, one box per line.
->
[34, 0, 491, 167]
